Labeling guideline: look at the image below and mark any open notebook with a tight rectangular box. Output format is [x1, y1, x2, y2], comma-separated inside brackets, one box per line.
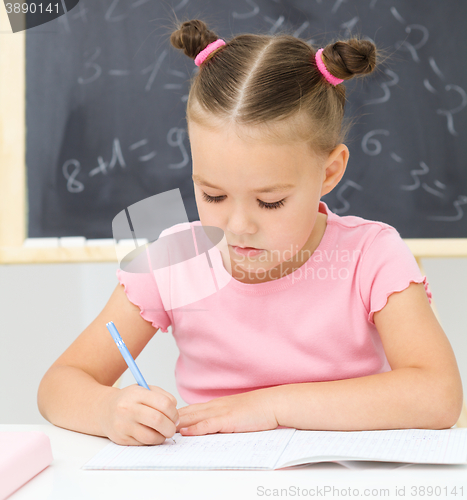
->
[83, 428, 467, 470]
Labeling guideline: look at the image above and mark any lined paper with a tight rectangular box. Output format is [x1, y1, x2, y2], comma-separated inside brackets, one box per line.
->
[276, 428, 467, 468]
[83, 428, 295, 470]
[83, 428, 467, 470]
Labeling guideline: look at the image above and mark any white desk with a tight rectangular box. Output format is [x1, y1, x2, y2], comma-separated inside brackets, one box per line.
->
[2, 424, 466, 500]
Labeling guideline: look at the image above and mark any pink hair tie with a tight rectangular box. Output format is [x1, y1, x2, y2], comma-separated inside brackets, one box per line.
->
[194, 39, 226, 66]
[315, 48, 344, 86]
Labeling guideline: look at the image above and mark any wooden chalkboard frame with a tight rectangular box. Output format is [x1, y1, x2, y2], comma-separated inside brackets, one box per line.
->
[1, 5, 466, 264]
[0, 7, 116, 263]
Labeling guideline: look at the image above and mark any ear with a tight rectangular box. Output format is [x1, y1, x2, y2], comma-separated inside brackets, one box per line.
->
[320, 144, 349, 197]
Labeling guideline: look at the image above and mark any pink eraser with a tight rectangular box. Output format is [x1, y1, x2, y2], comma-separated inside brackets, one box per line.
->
[0, 432, 53, 500]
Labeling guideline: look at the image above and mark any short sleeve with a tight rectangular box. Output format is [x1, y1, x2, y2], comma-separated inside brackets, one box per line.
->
[359, 227, 433, 325]
[116, 253, 171, 333]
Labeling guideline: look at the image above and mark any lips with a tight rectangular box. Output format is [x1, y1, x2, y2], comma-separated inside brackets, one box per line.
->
[231, 244, 260, 250]
[230, 245, 264, 257]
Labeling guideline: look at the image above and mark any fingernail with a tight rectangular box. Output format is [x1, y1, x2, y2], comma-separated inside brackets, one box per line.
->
[175, 418, 180, 426]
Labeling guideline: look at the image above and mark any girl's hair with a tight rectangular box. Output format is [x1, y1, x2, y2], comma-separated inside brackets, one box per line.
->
[170, 19, 379, 160]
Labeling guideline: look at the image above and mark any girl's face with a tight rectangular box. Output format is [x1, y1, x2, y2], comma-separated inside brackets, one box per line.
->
[189, 121, 347, 284]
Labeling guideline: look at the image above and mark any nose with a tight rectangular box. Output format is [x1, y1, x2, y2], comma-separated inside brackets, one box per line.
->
[226, 204, 257, 237]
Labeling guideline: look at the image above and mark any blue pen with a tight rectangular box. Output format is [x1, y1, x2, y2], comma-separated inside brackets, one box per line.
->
[106, 321, 150, 390]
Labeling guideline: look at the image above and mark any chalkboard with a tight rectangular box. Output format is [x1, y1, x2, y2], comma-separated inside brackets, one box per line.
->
[26, 0, 467, 239]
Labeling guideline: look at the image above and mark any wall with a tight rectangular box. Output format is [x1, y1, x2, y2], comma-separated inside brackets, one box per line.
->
[0, 258, 465, 424]
[0, 261, 185, 424]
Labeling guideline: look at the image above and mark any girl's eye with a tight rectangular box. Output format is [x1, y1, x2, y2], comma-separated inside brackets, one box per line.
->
[202, 192, 286, 210]
[258, 199, 285, 210]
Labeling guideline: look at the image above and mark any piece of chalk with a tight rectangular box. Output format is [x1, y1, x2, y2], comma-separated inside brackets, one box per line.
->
[23, 238, 59, 248]
[59, 237, 86, 247]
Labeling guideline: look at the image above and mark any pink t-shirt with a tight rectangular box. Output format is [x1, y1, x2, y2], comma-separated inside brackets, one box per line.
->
[116, 200, 432, 405]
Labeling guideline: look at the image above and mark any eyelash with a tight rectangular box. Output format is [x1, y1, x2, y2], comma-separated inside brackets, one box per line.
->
[202, 192, 286, 210]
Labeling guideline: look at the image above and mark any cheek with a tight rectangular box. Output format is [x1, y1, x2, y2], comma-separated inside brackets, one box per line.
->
[195, 198, 222, 227]
[273, 212, 315, 247]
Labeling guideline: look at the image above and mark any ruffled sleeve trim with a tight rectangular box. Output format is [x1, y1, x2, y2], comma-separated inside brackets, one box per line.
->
[368, 275, 433, 325]
[116, 269, 169, 333]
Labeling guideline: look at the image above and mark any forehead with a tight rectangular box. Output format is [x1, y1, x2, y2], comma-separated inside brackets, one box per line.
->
[188, 119, 299, 147]
[192, 172, 296, 193]
[191, 125, 304, 175]
[188, 122, 323, 192]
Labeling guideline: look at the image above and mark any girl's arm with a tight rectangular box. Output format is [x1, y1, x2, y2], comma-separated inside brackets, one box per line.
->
[174, 282, 463, 435]
[272, 282, 464, 430]
[37, 284, 179, 445]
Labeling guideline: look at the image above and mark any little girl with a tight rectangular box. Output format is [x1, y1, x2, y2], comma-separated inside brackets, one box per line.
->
[38, 20, 463, 446]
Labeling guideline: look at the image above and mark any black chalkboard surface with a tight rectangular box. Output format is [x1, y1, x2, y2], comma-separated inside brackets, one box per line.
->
[26, 0, 466, 239]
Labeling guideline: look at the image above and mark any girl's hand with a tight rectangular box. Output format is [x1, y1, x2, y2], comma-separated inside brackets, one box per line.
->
[101, 385, 179, 446]
[176, 389, 279, 436]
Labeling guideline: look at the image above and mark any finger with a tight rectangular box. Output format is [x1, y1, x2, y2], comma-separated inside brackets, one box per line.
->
[180, 417, 222, 436]
[131, 423, 168, 446]
[139, 388, 179, 425]
[137, 402, 178, 439]
[177, 405, 212, 431]
[148, 385, 177, 406]
[109, 432, 150, 447]
[178, 402, 205, 416]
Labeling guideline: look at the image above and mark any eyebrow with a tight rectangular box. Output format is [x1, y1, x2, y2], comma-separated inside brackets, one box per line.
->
[192, 174, 295, 193]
